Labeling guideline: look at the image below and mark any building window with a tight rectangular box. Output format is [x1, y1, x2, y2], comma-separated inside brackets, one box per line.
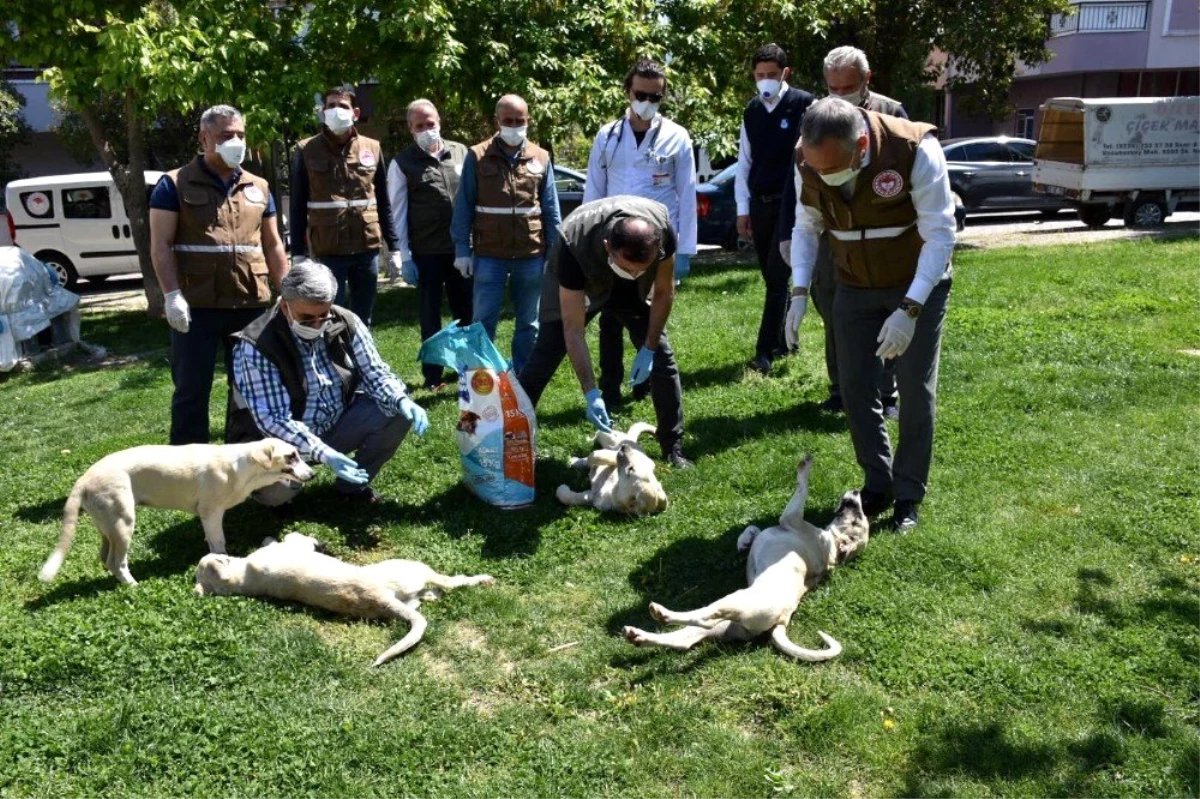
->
[1050, 0, 1150, 35]
[1016, 109, 1036, 139]
[1179, 70, 1200, 96]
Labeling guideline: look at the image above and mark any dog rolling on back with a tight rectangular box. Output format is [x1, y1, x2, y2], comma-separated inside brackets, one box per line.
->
[40, 438, 313, 586]
[556, 423, 667, 516]
[195, 533, 495, 666]
[624, 454, 868, 661]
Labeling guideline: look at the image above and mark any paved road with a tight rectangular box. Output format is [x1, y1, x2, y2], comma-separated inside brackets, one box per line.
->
[74, 210, 1200, 312]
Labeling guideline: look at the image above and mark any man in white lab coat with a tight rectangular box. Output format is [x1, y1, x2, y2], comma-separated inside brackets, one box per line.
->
[584, 58, 697, 411]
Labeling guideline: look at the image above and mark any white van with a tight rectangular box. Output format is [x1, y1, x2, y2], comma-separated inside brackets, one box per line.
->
[4, 171, 162, 290]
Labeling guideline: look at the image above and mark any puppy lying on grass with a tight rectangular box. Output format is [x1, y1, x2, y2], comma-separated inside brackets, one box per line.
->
[40, 438, 312, 586]
[624, 454, 868, 661]
[194, 533, 494, 666]
[556, 423, 668, 517]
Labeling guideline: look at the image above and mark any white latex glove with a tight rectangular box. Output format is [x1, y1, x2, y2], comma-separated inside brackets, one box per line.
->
[164, 289, 191, 333]
[783, 293, 808, 351]
[454, 255, 474, 278]
[876, 308, 917, 359]
[779, 239, 792, 267]
[386, 252, 403, 281]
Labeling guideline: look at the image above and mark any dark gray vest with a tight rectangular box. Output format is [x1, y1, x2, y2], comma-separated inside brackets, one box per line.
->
[224, 304, 360, 443]
[394, 140, 467, 255]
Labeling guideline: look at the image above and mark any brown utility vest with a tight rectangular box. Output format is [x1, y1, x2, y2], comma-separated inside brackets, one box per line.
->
[797, 111, 936, 289]
[469, 136, 550, 259]
[168, 158, 272, 309]
[300, 130, 384, 256]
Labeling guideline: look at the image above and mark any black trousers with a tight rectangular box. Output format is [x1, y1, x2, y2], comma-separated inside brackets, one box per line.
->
[414, 252, 474, 385]
[750, 196, 791, 360]
[518, 300, 684, 453]
[169, 306, 264, 445]
[597, 308, 627, 398]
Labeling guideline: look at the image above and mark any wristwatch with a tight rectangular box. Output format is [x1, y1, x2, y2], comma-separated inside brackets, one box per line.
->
[898, 299, 922, 319]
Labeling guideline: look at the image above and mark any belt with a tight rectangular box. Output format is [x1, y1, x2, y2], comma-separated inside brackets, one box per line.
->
[475, 205, 541, 216]
[827, 223, 915, 242]
[755, 193, 783, 204]
[174, 244, 263, 254]
[307, 198, 377, 210]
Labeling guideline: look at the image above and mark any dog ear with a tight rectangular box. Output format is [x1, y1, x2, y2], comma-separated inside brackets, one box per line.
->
[250, 441, 276, 470]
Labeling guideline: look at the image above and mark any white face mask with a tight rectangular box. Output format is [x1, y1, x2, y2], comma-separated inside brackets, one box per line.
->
[832, 85, 869, 107]
[416, 127, 441, 152]
[323, 106, 355, 135]
[608, 256, 638, 281]
[499, 125, 527, 147]
[215, 137, 246, 168]
[756, 79, 783, 101]
[630, 100, 660, 122]
[285, 304, 329, 340]
[818, 149, 864, 187]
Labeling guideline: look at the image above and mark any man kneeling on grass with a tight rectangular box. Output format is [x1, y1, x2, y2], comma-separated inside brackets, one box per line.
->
[227, 260, 429, 505]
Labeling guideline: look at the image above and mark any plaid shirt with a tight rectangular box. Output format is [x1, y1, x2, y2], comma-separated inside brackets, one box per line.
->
[232, 322, 408, 464]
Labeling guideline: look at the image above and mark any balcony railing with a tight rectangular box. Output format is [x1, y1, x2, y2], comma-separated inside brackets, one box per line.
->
[1050, 1, 1150, 35]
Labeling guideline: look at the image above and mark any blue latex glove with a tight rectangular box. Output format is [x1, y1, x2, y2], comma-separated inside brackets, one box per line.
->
[325, 450, 369, 485]
[674, 253, 691, 281]
[401, 259, 418, 286]
[398, 396, 429, 436]
[584, 388, 613, 432]
[629, 346, 655, 387]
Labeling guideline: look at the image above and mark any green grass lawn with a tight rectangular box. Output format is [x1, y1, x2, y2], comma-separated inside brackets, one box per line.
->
[1, 237, 1197, 798]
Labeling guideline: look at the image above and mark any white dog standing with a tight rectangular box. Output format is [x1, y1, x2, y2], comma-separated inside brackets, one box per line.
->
[194, 533, 495, 666]
[39, 439, 313, 586]
[624, 454, 868, 661]
[556, 423, 667, 516]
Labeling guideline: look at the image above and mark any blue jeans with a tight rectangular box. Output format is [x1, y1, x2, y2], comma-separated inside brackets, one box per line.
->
[472, 255, 542, 374]
[320, 252, 379, 325]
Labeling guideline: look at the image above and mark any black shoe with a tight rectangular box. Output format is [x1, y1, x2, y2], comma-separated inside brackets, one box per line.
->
[819, 394, 844, 414]
[338, 486, 383, 505]
[860, 488, 893, 518]
[631, 380, 651, 402]
[663, 445, 694, 469]
[601, 390, 623, 410]
[749, 355, 772, 375]
[889, 501, 919, 533]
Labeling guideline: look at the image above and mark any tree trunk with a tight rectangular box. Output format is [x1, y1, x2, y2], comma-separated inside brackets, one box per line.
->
[77, 92, 164, 318]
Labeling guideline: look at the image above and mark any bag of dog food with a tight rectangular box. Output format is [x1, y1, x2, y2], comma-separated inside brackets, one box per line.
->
[417, 322, 537, 508]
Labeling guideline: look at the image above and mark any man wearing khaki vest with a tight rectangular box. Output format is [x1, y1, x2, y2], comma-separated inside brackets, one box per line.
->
[290, 84, 400, 326]
[450, 94, 561, 374]
[150, 104, 289, 445]
[785, 97, 955, 533]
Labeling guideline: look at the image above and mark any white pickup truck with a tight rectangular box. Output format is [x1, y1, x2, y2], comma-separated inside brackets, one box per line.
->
[1032, 96, 1199, 228]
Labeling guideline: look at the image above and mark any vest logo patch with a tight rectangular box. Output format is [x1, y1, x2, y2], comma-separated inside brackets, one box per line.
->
[358, 149, 377, 167]
[243, 185, 265, 204]
[873, 170, 904, 198]
[780, 118, 789, 129]
[526, 159, 545, 176]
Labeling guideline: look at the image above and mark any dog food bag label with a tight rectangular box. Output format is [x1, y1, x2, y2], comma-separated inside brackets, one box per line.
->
[456, 368, 537, 508]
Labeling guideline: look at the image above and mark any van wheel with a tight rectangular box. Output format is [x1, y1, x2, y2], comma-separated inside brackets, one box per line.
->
[35, 250, 79, 291]
[1078, 205, 1111, 229]
[1124, 197, 1167, 229]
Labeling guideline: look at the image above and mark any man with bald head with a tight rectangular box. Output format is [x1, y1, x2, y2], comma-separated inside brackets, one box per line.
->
[451, 94, 561, 373]
[518, 195, 692, 469]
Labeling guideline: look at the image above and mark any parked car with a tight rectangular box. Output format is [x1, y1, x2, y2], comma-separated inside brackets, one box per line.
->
[5, 171, 161, 291]
[554, 164, 586, 218]
[942, 136, 1068, 218]
[696, 164, 745, 250]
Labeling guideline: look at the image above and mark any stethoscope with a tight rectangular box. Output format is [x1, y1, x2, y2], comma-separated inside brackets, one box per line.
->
[600, 115, 665, 171]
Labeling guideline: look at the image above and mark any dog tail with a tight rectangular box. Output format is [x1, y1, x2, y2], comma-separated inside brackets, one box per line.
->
[626, 422, 657, 443]
[39, 480, 85, 582]
[372, 602, 429, 667]
[770, 626, 842, 662]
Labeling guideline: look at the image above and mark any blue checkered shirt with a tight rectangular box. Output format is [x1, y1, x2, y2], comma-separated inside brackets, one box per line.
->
[232, 320, 409, 464]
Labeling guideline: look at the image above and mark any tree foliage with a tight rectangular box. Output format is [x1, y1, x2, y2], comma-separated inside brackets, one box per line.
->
[0, 81, 32, 187]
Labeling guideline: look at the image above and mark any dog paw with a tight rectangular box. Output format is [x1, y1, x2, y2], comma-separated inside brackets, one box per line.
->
[478, 575, 496, 586]
[648, 602, 669, 624]
[623, 626, 649, 646]
[737, 525, 761, 552]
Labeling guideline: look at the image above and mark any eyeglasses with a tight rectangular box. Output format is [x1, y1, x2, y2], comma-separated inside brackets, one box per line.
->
[285, 303, 335, 327]
[633, 90, 664, 103]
